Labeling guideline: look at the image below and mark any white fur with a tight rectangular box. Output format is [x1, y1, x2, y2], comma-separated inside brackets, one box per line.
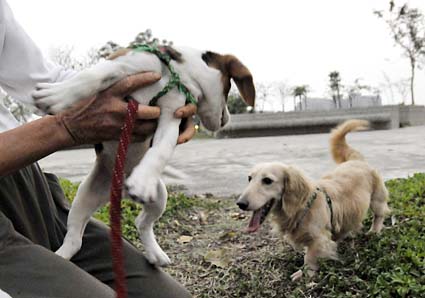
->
[34, 47, 232, 266]
[0, 289, 12, 298]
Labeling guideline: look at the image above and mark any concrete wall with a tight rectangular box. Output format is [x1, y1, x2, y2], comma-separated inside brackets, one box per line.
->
[399, 105, 425, 126]
[217, 105, 424, 138]
[298, 95, 382, 111]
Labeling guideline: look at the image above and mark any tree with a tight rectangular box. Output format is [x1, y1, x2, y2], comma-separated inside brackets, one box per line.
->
[375, 1, 425, 105]
[380, 72, 397, 104]
[98, 41, 122, 58]
[227, 90, 248, 114]
[292, 85, 309, 111]
[393, 78, 411, 104]
[98, 29, 172, 59]
[329, 71, 342, 109]
[380, 72, 412, 104]
[49, 45, 101, 70]
[255, 82, 271, 112]
[276, 81, 290, 112]
[346, 78, 370, 108]
[131, 29, 172, 47]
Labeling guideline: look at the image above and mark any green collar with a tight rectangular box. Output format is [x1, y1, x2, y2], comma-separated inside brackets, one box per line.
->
[295, 187, 334, 233]
[129, 43, 197, 107]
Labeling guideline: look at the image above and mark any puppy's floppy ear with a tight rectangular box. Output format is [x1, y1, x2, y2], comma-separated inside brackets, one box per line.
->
[224, 55, 256, 107]
[283, 174, 290, 194]
[281, 166, 311, 218]
[201, 51, 255, 107]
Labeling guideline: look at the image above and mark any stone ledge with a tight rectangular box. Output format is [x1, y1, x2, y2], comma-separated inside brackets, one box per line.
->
[217, 105, 424, 138]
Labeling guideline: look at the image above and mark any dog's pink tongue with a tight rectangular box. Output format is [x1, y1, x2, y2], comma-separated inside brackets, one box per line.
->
[247, 210, 262, 233]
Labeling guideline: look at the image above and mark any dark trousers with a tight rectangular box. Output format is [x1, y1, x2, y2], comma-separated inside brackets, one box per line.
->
[0, 164, 191, 298]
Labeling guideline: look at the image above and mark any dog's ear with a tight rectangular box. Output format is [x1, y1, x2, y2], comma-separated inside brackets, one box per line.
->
[282, 167, 311, 218]
[201, 51, 255, 106]
[224, 55, 256, 107]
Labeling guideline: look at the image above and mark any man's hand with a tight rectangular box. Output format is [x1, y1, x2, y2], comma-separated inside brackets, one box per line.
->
[0, 72, 200, 176]
[0, 72, 160, 176]
[175, 104, 197, 144]
[56, 72, 161, 145]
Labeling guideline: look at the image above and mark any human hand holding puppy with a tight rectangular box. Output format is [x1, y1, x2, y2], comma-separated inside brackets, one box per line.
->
[58, 72, 196, 145]
[0, 72, 196, 176]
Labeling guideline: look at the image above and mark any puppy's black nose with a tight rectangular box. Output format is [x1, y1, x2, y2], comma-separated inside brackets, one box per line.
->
[237, 201, 249, 211]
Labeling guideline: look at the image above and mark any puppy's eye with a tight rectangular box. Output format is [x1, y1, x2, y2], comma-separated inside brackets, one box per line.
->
[262, 177, 273, 185]
[248, 176, 252, 182]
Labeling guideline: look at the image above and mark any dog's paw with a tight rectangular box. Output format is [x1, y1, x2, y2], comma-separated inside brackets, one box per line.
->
[126, 173, 160, 203]
[55, 239, 82, 260]
[145, 243, 171, 267]
[290, 270, 303, 282]
[32, 78, 92, 113]
[0, 288, 12, 298]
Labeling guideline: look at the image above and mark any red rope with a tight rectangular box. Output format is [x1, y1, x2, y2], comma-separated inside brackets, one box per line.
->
[109, 99, 139, 298]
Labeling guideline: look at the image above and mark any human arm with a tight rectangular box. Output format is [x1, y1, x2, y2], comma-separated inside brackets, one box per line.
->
[0, 73, 161, 176]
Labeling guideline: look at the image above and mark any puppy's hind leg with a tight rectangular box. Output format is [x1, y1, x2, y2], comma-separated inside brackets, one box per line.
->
[369, 172, 391, 234]
[135, 179, 171, 267]
[56, 161, 111, 260]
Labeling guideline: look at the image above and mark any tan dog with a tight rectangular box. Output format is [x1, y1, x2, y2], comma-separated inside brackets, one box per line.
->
[236, 120, 390, 281]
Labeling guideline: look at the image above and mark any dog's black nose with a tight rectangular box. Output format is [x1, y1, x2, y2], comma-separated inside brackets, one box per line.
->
[237, 201, 249, 211]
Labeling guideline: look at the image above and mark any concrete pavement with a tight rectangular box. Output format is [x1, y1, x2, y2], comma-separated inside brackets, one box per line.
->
[39, 125, 425, 197]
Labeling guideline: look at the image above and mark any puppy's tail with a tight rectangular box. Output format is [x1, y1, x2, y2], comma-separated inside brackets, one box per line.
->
[330, 119, 369, 164]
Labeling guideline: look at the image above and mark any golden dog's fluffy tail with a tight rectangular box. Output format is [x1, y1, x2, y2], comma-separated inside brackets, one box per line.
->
[330, 119, 369, 164]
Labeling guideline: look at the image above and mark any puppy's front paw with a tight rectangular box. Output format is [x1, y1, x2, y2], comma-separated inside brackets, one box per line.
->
[291, 270, 303, 282]
[55, 238, 82, 260]
[32, 81, 87, 114]
[126, 173, 160, 203]
[145, 243, 171, 267]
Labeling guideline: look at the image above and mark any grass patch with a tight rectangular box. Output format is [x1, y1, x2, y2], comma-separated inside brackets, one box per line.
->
[193, 131, 214, 140]
[60, 173, 425, 298]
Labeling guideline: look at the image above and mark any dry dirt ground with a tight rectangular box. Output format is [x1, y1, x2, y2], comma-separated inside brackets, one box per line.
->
[60, 172, 425, 298]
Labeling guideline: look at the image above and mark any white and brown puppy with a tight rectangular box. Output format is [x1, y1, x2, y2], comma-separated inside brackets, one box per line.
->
[236, 120, 390, 281]
[32, 46, 255, 266]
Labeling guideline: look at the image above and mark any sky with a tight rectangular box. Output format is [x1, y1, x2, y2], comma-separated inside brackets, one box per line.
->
[8, 0, 425, 109]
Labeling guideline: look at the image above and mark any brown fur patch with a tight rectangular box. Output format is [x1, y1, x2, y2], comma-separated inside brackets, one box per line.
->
[107, 48, 131, 60]
[108, 46, 183, 63]
[160, 46, 183, 63]
[201, 51, 255, 106]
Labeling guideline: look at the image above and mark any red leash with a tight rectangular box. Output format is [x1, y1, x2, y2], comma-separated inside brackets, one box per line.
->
[109, 99, 139, 298]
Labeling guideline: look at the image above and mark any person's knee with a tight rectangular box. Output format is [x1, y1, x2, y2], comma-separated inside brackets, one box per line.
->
[123, 244, 191, 298]
[127, 270, 192, 298]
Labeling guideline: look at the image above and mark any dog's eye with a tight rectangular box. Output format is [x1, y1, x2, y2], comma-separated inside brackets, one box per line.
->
[248, 176, 252, 182]
[262, 177, 273, 185]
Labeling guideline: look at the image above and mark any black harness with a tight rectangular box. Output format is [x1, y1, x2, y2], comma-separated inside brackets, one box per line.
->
[293, 187, 335, 234]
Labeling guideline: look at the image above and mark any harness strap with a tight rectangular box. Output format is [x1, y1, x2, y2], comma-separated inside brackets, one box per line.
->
[294, 187, 335, 233]
[129, 44, 197, 106]
[324, 189, 335, 234]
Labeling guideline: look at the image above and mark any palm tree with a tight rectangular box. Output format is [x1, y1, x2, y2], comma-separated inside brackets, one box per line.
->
[292, 85, 309, 111]
[329, 71, 342, 109]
